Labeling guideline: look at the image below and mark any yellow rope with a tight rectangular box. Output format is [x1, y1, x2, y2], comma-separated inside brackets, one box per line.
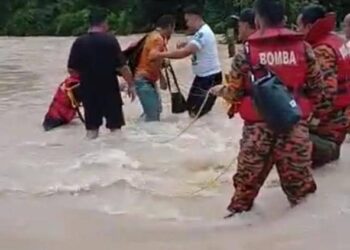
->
[188, 154, 237, 196]
[158, 91, 211, 144]
[155, 86, 237, 196]
[65, 83, 80, 108]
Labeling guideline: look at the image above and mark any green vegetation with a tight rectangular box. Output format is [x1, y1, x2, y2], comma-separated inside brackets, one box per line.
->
[0, 0, 348, 36]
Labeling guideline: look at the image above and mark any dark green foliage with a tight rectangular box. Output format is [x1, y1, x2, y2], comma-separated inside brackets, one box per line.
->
[0, 0, 348, 36]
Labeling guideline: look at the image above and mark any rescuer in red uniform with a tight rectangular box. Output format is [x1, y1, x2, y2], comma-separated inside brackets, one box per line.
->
[210, 0, 326, 217]
[298, 5, 350, 168]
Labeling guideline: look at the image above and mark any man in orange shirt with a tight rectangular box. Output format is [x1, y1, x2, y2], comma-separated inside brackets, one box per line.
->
[135, 15, 175, 121]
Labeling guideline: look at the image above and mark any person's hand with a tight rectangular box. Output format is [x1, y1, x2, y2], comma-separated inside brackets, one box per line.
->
[209, 85, 225, 96]
[309, 116, 320, 126]
[176, 41, 187, 49]
[127, 85, 136, 102]
[162, 59, 171, 68]
[119, 81, 128, 92]
[150, 51, 164, 61]
[159, 76, 168, 90]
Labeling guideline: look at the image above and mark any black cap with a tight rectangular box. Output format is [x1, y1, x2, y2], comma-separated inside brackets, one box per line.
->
[240, 8, 255, 27]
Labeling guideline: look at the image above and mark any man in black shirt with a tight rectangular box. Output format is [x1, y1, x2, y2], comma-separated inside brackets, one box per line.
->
[68, 10, 135, 139]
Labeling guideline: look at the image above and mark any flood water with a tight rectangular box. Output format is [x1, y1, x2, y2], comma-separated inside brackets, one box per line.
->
[0, 36, 349, 250]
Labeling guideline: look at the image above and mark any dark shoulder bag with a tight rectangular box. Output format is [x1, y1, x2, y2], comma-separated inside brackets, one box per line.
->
[164, 64, 187, 114]
[122, 35, 148, 75]
[244, 44, 302, 134]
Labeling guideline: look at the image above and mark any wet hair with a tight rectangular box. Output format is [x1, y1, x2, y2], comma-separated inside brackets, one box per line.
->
[156, 15, 176, 29]
[254, 0, 284, 26]
[239, 8, 256, 29]
[89, 8, 108, 26]
[300, 4, 326, 25]
[183, 5, 204, 17]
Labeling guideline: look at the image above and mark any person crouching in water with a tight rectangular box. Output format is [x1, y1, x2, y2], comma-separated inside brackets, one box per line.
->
[134, 15, 176, 122]
[297, 5, 350, 168]
[210, 0, 326, 217]
[68, 10, 136, 139]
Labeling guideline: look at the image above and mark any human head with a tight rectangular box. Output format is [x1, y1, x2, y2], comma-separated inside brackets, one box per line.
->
[297, 4, 326, 35]
[183, 5, 204, 33]
[89, 9, 109, 32]
[156, 15, 176, 39]
[238, 8, 256, 41]
[254, 0, 285, 29]
[344, 14, 350, 40]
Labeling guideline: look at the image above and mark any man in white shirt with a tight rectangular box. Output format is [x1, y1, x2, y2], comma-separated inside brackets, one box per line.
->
[344, 13, 350, 41]
[157, 5, 222, 118]
[344, 13, 350, 136]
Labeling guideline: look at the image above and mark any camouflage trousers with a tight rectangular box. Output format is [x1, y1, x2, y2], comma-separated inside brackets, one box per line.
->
[310, 133, 340, 169]
[310, 108, 349, 168]
[227, 121, 317, 213]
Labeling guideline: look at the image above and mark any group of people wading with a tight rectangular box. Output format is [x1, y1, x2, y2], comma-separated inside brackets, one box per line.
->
[43, 0, 350, 218]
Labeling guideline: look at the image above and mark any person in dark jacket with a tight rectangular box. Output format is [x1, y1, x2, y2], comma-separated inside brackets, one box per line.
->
[68, 10, 135, 139]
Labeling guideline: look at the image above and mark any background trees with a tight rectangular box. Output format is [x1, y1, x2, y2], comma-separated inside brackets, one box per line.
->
[0, 0, 348, 36]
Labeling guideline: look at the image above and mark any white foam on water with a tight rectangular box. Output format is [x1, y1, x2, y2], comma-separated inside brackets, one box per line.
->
[67, 149, 141, 171]
[0, 36, 259, 223]
[2, 37, 350, 249]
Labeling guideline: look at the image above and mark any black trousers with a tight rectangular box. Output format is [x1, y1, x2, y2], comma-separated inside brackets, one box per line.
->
[187, 72, 223, 118]
[82, 90, 125, 130]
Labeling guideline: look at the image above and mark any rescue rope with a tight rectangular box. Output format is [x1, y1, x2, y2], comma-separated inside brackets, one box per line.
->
[156, 89, 237, 196]
[188, 154, 237, 196]
[139, 69, 236, 196]
[66, 83, 85, 124]
[158, 68, 230, 144]
[75, 107, 85, 124]
[158, 90, 211, 144]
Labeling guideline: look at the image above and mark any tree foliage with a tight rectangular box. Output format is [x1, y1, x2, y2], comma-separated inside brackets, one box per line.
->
[0, 0, 348, 36]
